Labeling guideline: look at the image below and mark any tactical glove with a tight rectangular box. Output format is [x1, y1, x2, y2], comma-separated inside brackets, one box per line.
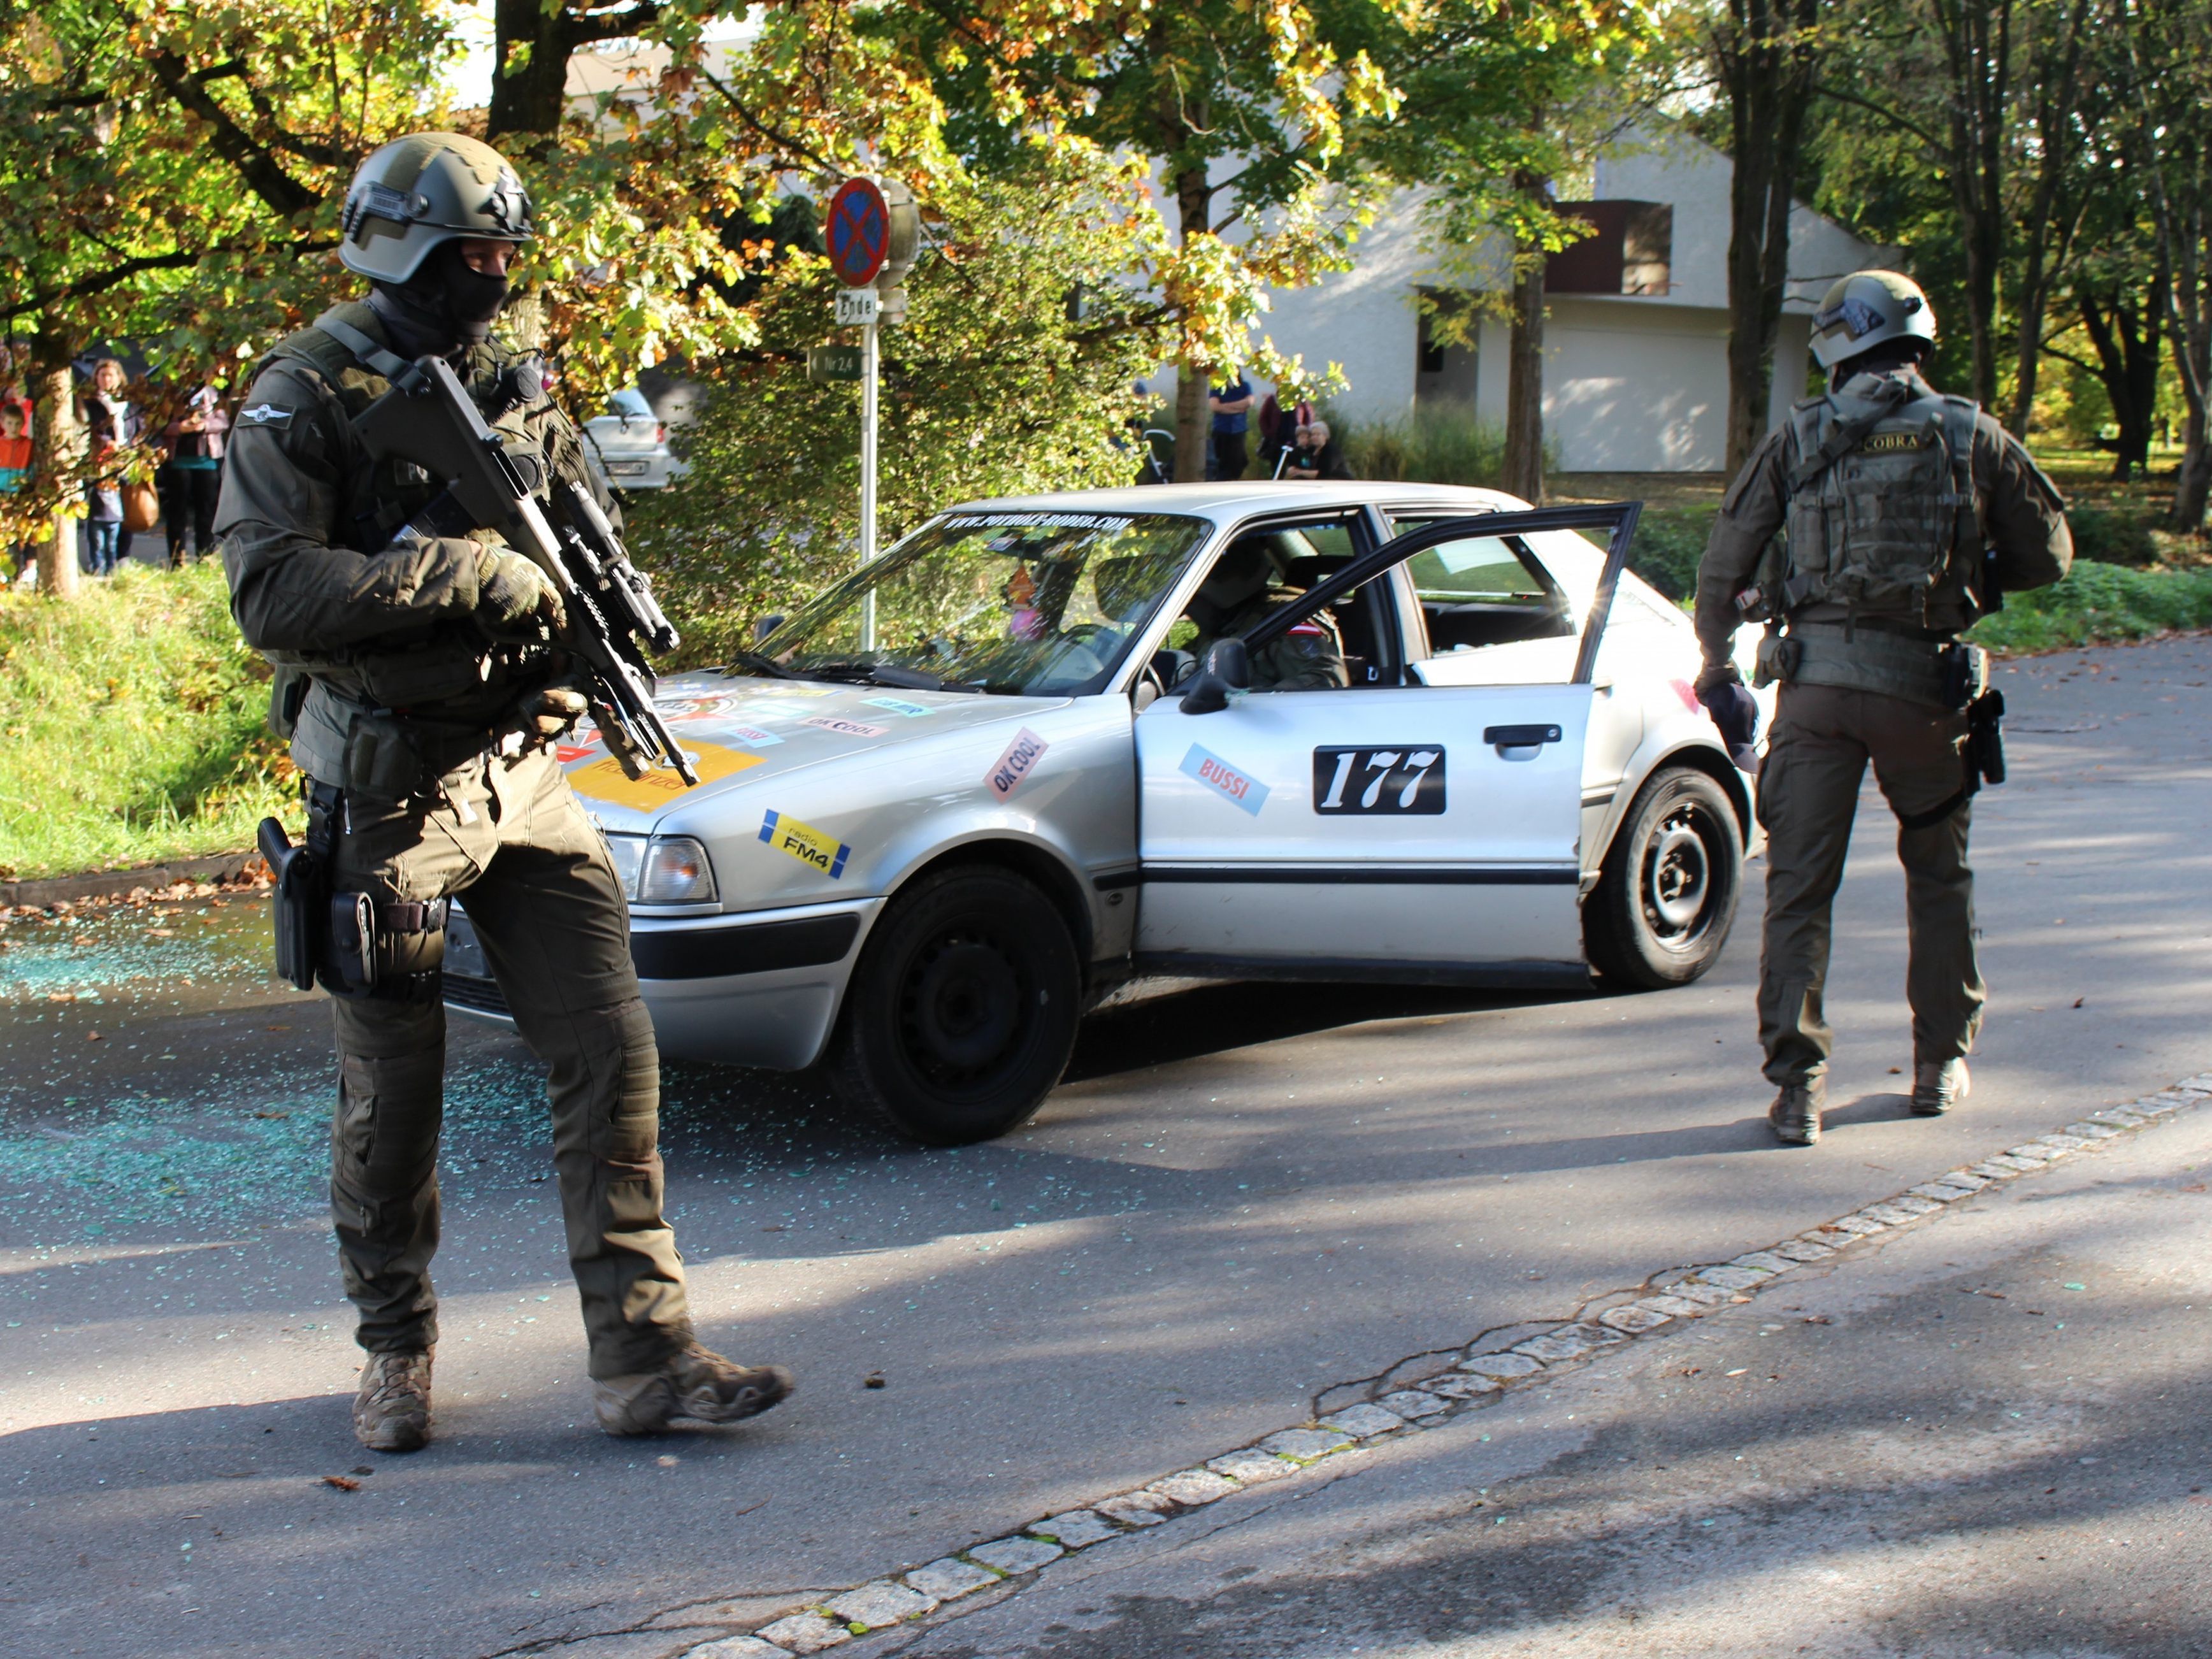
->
[1693, 659, 1742, 695]
[476, 546, 565, 638]
[515, 685, 589, 752]
[1697, 676, 1761, 774]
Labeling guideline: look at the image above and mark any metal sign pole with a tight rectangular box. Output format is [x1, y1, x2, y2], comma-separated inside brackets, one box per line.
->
[858, 315, 879, 652]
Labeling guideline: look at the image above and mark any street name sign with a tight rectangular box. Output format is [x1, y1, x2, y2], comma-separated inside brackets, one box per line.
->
[807, 345, 865, 383]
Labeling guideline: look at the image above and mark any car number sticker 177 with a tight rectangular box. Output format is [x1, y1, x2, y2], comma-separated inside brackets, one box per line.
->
[1312, 746, 1447, 814]
[1181, 744, 1270, 816]
[759, 810, 851, 879]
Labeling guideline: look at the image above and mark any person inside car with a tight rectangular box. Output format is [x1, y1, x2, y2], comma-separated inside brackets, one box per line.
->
[1179, 536, 1348, 691]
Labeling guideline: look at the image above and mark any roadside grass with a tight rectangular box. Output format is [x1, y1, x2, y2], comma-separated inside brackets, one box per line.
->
[0, 563, 296, 882]
[1967, 560, 2212, 653]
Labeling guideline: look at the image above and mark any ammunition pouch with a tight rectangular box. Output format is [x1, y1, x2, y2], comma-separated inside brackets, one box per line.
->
[1751, 629, 1800, 689]
[324, 891, 449, 1003]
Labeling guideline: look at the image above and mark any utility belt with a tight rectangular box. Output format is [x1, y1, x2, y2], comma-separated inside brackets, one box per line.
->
[291, 678, 508, 801]
[259, 780, 450, 1003]
[1755, 618, 2006, 829]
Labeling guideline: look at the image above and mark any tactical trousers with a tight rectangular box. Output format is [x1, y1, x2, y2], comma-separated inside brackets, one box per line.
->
[1754, 682, 1985, 1086]
[325, 747, 691, 1379]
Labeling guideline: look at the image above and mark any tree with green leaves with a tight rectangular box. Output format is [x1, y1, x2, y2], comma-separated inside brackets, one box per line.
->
[626, 147, 1169, 664]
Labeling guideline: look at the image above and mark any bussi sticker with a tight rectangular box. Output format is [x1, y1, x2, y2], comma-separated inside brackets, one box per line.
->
[986, 728, 1050, 800]
[759, 810, 851, 879]
[800, 715, 889, 738]
[726, 724, 784, 747]
[1180, 744, 1269, 816]
[1312, 747, 1446, 815]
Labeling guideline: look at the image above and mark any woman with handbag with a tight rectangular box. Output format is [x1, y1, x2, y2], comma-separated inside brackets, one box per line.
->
[78, 357, 147, 575]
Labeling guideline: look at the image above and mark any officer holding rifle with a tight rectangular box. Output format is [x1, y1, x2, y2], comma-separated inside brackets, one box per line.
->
[1695, 271, 2072, 1148]
[215, 133, 791, 1451]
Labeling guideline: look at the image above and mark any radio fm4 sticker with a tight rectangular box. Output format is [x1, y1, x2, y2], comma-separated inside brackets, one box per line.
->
[986, 728, 1050, 800]
[759, 810, 851, 879]
[1312, 746, 1446, 814]
[800, 715, 889, 738]
[1181, 744, 1269, 815]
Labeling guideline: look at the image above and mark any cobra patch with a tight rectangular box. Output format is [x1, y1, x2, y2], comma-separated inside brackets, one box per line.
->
[1859, 429, 1930, 454]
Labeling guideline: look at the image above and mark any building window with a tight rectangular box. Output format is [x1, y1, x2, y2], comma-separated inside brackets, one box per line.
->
[1546, 201, 1673, 296]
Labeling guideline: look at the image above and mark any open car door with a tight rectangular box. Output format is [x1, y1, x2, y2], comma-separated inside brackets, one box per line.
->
[1131, 503, 1642, 984]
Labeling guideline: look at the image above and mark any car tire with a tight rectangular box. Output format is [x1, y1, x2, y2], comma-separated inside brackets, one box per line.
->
[831, 866, 1081, 1145]
[1584, 765, 1742, 989]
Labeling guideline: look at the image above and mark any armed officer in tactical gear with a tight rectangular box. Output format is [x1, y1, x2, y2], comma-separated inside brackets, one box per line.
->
[1695, 271, 2071, 1147]
[215, 134, 793, 1451]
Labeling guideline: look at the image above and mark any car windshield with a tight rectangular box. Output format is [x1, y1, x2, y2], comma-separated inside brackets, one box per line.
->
[755, 510, 1211, 696]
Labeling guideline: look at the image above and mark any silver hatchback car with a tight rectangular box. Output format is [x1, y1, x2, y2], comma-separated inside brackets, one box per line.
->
[445, 483, 1761, 1144]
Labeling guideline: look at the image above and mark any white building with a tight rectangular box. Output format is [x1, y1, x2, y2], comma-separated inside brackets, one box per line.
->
[1207, 125, 1885, 473]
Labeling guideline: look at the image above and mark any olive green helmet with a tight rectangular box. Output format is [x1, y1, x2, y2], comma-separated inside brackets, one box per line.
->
[338, 133, 535, 285]
[1809, 270, 1937, 369]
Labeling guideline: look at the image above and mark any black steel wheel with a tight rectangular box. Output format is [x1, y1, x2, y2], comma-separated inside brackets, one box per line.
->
[1584, 765, 1742, 989]
[832, 866, 1081, 1144]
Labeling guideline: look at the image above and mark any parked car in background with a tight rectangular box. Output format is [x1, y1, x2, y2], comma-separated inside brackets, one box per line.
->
[580, 387, 686, 492]
[444, 482, 1769, 1147]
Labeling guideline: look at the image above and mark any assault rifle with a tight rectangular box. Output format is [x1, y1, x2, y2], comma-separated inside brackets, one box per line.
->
[349, 348, 695, 786]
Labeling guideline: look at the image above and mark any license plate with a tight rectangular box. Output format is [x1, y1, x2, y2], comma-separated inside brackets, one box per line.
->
[607, 461, 650, 476]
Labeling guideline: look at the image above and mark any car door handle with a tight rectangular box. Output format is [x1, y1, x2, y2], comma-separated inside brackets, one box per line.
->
[1484, 724, 1563, 747]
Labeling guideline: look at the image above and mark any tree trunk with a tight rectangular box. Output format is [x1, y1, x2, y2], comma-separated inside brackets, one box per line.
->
[1718, 0, 1818, 477]
[1502, 249, 1546, 504]
[1931, 0, 2014, 410]
[31, 344, 81, 600]
[488, 0, 575, 144]
[2002, 0, 2095, 436]
[1172, 162, 1212, 484]
[2078, 281, 2162, 480]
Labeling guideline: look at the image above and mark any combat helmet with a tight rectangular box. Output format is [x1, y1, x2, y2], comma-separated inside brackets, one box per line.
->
[338, 133, 535, 285]
[1809, 271, 1937, 369]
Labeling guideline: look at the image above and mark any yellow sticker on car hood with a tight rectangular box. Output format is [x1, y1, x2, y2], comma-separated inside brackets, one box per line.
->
[567, 740, 763, 812]
[758, 809, 851, 879]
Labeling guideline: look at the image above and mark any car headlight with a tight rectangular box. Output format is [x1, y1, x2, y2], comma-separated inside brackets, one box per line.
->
[602, 831, 647, 898]
[638, 835, 719, 904]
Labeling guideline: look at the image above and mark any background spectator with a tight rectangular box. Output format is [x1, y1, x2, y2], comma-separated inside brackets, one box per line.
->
[78, 357, 141, 575]
[0, 400, 31, 582]
[1284, 419, 1354, 482]
[1256, 394, 1315, 478]
[1208, 373, 1254, 480]
[159, 378, 229, 564]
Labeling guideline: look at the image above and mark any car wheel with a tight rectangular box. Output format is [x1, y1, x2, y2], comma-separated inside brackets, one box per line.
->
[1584, 765, 1742, 989]
[831, 866, 1081, 1145]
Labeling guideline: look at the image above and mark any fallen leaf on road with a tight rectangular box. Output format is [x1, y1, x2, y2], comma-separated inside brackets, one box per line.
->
[1723, 1368, 1748, 1377]
[2073, 997, 2085, 1008]
[1801, 1316, 1832, 1325]
[863, 1372, 886, 1389]
[321, 1476, 360, 1491]
[85, 1031, 102, 1042]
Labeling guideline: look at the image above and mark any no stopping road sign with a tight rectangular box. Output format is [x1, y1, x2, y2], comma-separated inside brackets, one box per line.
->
[827, 178, 890, 288]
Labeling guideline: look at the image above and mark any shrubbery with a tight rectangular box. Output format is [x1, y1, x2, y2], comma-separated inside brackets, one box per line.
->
[0, 562, 296, 880]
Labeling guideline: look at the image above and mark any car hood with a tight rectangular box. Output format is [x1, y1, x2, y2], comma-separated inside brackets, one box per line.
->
[559, 672, 1063, 831]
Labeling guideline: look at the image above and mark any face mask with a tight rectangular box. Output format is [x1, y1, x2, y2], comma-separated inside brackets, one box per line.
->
[438, 244, 510, 341]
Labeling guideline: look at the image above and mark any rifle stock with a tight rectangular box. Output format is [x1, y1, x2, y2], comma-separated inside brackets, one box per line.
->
[351, 356, 698, 786]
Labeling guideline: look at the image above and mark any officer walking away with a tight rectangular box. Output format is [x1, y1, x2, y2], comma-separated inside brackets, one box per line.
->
[214, 134, 793, 1450]
[1693, 271, 2071, 1147]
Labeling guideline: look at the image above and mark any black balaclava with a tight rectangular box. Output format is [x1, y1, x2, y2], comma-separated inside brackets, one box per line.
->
[368, 240, 511, 359]
[1832, 336, 1931, 392]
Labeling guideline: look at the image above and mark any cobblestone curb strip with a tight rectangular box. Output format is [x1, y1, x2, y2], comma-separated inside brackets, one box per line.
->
[667, 1076, 2211, 1659]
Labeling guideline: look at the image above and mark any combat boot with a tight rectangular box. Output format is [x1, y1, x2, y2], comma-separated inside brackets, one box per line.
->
[354, 1350, 433, 1452]
[1912, 1057, 1971, 1116]
[594, 1343, 794, 1437]
[1768, 1077, 1826, 1147]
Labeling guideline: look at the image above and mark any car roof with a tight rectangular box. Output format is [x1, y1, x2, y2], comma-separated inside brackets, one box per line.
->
[947, 481, 1536, 526]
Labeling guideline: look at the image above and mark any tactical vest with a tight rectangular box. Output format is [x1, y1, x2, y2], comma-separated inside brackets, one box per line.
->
[1772, 379, 1985, 707]
[255, 303, 550, 794]
[1781, 380, 1983, 624]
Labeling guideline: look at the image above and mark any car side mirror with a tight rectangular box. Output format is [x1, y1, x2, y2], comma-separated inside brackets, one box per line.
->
[1179, 638, 1251, 715]
[753, 614, 785, 645]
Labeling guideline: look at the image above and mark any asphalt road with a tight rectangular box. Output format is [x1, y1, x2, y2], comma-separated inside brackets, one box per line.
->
[4, 635, 2211, 1659]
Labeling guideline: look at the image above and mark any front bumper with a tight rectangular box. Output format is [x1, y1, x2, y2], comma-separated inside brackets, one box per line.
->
[444, 896, 879, 1070]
